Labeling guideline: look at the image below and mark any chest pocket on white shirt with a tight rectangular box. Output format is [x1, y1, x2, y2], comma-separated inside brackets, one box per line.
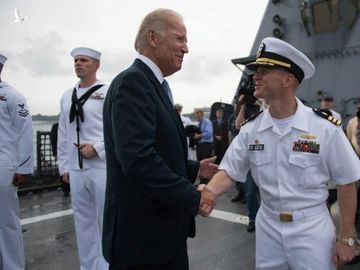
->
[289, 154, 323, 188]
[249, 152, 272, 187]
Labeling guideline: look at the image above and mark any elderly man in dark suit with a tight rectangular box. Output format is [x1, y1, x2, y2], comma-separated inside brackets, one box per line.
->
[102, 9, 217, 270]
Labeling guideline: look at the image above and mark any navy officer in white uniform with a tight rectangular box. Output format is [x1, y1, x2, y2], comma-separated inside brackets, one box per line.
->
[198, 37, 360, 269]
[58, 47, 108, 270]
[0, 53, 34, 270]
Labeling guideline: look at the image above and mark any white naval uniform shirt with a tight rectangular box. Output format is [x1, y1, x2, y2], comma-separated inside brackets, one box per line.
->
[57, 81, 108, 175]
[219, 98, 360, 211]
[0, 81, 33, 174]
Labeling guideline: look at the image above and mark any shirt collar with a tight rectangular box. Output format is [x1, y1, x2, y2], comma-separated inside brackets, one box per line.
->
[75, 80, 105, 90]
[137, 54, 164, 84]
[258, 97, 310, 133]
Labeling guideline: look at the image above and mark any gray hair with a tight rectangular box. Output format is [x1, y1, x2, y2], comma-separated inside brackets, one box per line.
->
[134, 9, 182, 52]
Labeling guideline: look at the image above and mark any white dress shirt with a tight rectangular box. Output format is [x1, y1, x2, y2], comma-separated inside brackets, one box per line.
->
[220, 98, 360, 211]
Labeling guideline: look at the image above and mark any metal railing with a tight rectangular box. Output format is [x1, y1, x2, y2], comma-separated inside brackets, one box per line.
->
[19, 131, 60, 193]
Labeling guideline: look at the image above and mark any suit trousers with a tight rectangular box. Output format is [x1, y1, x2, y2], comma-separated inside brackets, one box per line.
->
[0, 166, 25, 270]
[196, 142, 213, 184]
[69, 168, 108, 270]
[109, 242, 189, 270]
[255, 204, 336, 270]
[196, 142, 212, 161]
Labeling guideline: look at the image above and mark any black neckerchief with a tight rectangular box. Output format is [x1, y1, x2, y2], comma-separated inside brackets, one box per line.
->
[69, 84, 104, 169]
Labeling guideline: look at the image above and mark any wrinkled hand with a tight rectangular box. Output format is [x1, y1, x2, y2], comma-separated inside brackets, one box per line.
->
[62, 172, 70, 184]
[197, 184, 216, 217]
[215, 135, 222, 141]
[332, 242, 356, 267]
[12, 173, 29, 187]
[199, 156, 218, 180]
[79, 143, 97, 159]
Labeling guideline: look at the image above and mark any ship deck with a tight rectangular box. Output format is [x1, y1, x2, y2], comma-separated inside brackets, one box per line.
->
[20, 187, 359, 270]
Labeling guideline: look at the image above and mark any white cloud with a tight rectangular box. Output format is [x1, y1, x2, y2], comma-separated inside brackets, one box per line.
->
[0, 0, 268, 114]
[18, 32, 70, 76]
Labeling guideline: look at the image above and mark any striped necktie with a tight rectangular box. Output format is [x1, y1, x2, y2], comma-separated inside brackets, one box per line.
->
[162, 79, 174, 105]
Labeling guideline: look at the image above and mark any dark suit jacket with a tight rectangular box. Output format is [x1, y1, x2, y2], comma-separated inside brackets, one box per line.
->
[102, 59, 201, 267]
[212, 119, 229, 146]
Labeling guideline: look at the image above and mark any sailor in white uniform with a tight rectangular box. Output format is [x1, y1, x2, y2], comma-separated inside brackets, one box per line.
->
[57, 47, 108, 270]
[198, 37, 360, 269]
[0, 53, 33, 270]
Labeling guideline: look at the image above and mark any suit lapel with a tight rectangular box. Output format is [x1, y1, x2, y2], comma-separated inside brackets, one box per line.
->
[133, 60, 188, 155]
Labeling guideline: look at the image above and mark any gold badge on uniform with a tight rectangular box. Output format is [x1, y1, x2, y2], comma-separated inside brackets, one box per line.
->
[293, 140, 320, 154]
[249, 139, 264, 151]
[300, 134, 317, 140]
[257, 43, 266, 58]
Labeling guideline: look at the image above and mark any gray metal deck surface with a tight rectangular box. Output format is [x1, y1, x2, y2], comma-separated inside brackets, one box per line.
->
[20, 188, 359, 270]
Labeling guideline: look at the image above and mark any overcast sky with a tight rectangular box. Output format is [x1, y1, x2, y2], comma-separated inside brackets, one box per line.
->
[0, 0, 268, 115]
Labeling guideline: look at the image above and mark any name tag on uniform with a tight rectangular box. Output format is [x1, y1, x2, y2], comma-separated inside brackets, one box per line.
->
[249, 144, 264, 151]
[90, 93, 104, 100]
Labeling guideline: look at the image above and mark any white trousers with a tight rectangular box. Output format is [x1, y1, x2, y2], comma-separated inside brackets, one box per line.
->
[69, 168, 108, 270]
[255, 204, 337, 270]
[0, 167, 25, 270]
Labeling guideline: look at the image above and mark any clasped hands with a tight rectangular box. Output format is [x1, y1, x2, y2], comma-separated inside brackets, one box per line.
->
[197, 184, 216, 217]
[197, 156, 218, 217]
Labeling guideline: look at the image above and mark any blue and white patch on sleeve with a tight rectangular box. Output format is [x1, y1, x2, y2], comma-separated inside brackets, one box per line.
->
[17, 103, 29, 117]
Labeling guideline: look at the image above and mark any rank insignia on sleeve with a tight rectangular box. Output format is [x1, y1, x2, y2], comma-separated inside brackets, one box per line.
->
[17, 103, 29, 117]
[293, 140, 320, 154]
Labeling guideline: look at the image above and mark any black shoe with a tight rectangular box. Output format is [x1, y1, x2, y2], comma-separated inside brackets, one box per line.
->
[231, 193, 243, 203]
[247, 220, 255, 232]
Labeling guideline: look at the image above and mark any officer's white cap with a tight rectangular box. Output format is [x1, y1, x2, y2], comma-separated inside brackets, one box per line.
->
[246, 37, 315, 83]
[71, 47, 101, 61]
[0, 54, 7, 65]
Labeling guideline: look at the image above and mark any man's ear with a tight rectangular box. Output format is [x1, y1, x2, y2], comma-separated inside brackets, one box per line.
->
[282, 72, 296, 88]
[147, 30, 158, 48]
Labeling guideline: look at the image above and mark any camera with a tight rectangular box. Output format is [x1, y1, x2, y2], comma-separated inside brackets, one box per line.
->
[236, 74, 260, 117]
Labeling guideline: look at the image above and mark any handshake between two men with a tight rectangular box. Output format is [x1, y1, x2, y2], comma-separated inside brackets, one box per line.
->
[197, 157, 235, 217]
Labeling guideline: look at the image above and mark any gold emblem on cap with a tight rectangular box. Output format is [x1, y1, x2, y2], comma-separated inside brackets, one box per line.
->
[300, 134, 317, 140]
[257, 43, 265, 58]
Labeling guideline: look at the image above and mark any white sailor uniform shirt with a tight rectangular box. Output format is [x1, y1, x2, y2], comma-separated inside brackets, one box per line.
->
[0, 81, 33, 174]
[219, 98, 360, 211]
[57, 81, 108, 175]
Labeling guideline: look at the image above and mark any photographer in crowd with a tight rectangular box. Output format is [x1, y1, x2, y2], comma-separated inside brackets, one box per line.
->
[229, 75, 262, 233]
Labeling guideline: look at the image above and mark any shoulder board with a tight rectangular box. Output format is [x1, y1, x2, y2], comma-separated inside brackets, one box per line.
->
[312, 108, 342, 126]
[240, 111, 263, 127]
